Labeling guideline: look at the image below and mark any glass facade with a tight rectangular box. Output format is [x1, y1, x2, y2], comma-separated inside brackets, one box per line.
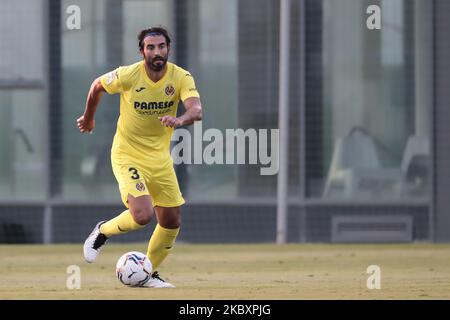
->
[2, 0, 446, 244]
[316, 0, 431, 200]
[182, 0, 239, 200]
[0, 0, 432, 204]
[0, 0, 46, 200]
[61, 0, 174, 201]
[61, 0, 116, 201]
[59, 0, 240, 202]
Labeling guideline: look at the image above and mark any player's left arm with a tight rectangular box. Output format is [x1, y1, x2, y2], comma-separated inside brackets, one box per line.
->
[159, 97, 202, 128]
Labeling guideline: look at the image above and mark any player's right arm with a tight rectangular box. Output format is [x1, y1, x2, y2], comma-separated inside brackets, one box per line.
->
[77, 77, 106, 133]
[77, 67, 125, 133]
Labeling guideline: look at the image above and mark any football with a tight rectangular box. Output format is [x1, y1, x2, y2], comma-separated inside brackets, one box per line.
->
[115, 251, 153, 287]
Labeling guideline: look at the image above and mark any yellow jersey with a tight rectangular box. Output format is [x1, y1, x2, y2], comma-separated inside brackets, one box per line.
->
[100, 61, 200, 166]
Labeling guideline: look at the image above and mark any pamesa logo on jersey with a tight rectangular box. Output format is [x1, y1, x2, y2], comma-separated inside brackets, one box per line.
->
[134, 101, 174, 110]
[134, 100, 174, 116]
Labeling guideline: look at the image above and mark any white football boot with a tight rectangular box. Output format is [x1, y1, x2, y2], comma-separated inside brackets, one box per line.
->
[83, 221, 109, 263]
[140, 271, 175, 288]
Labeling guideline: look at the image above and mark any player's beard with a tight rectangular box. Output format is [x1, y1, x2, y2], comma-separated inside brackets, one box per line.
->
[147, 55, 168, 72]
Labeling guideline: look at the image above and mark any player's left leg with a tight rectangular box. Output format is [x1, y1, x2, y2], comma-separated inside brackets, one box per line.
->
[146, 206, 181, 270]
[144, 163, 184, 269]
[140, 206, 180, 288]
[139, 164, 184, 287]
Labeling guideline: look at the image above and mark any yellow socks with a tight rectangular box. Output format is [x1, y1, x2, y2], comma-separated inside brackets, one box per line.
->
[146, 224, 180, 270]
[99, 212, 179, 270]
[99, 209, 145, 237]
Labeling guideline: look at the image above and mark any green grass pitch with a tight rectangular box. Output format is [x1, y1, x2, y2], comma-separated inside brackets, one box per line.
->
[1, 243, 449, 299]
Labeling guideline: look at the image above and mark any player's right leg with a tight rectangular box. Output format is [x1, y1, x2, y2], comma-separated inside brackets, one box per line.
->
[83, 220, 109, 263]
[83, 163, 153, 263]
[83, 195, 154, 263]
[83, 208, 148, 263]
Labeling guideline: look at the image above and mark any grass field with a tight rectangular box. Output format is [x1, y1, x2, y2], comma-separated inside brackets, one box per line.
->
[0, 243, 450, 299]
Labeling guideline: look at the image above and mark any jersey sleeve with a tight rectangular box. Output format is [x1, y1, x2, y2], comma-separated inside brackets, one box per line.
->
[180, 73, 200, 101]
[100, 67, 124, 94]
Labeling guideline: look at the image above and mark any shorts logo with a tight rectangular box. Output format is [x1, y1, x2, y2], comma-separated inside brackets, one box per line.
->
[165, 84, 175, 96]
[136, 182, 146, 191]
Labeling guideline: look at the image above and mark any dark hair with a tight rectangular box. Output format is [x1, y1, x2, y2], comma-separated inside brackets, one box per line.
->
[138, 27, 171, 50]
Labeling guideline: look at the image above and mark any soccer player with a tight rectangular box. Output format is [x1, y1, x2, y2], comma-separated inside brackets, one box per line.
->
[77, 27, 202, 288]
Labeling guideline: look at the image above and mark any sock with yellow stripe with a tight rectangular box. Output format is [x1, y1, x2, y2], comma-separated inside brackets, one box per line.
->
[99, 209, 145, 237]
[146, 224, 180, 270]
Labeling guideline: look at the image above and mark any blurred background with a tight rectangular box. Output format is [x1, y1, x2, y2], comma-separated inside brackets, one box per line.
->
[0, 0, 448, 244]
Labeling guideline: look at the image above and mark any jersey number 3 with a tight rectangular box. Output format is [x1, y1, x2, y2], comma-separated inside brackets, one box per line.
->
[128, 167, 140, 180]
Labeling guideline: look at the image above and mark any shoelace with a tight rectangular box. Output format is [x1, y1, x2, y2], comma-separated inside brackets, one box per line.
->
[151, 271, 166, 282]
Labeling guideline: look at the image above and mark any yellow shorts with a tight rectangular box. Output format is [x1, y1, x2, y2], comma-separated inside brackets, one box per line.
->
[111, 156, 185, 208]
